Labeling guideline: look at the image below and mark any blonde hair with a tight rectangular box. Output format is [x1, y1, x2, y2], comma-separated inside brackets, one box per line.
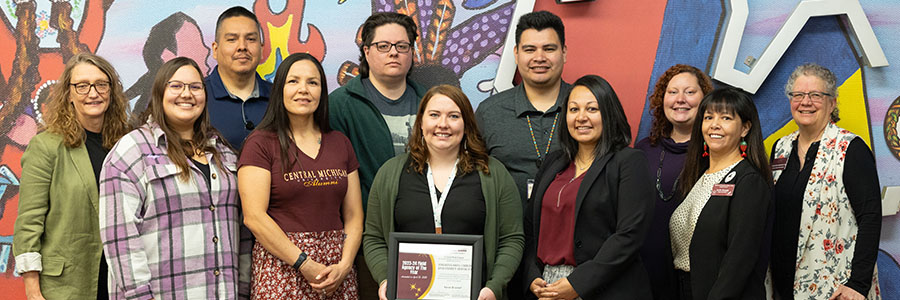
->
[44, 53, 131, 148]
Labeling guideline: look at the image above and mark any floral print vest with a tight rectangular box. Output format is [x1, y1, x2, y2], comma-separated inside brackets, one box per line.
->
[771, 123, 880, 299]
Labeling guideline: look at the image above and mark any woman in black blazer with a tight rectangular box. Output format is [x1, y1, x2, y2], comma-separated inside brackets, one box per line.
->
[523, 75, 654, 300]
[670, 87, 773, 300]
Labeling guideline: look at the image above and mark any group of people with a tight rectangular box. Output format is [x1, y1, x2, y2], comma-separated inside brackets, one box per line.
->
[12, 7, 881, 300]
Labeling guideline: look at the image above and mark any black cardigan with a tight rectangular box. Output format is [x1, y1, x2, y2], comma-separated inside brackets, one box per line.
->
[684, 159, 773, 300]
[523, 148, 654, 299]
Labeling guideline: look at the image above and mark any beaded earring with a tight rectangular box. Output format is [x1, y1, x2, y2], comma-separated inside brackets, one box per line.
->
[702, 142, 709, 157]
[740, 139, 748, 157]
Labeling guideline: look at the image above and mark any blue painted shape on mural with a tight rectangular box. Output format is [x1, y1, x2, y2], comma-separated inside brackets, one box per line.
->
[749, 17, 858, 137]
[264, 50, 285, 82]
[637, 0, 722, 141]
[877, 250, 899, 297]
[463, 0, 498, 10]
[639, 4, 860, 139]
[0, 235, 12, 274]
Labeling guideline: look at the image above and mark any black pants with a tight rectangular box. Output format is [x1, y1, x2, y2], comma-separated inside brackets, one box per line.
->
[676, 270, 692, 300]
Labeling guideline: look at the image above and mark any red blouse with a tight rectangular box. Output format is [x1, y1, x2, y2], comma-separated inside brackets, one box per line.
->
[537, 162, 583, 266]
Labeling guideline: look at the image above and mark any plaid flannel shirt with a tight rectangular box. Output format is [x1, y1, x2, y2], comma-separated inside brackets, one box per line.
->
[100, 123, 241, 299]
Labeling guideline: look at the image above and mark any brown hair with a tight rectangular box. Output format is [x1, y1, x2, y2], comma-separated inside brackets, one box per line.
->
[44, 53, 131, 148]
[647, 64, 714, 145]
[407, 85, 490, 175]
[146, 57, 225, 181]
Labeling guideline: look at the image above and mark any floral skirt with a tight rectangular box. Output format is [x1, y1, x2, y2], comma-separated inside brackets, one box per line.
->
[251, 229, 358, 300]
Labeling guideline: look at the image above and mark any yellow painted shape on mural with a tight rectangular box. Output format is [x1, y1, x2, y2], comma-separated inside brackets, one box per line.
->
[257, 15, 294, 78]
[764, 68, 872, 156]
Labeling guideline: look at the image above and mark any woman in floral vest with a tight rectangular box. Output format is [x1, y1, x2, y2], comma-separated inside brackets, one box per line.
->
[770, 63, 881, 300]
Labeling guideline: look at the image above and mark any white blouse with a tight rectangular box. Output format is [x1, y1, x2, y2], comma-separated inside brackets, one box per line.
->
[670, 160, 740, 272]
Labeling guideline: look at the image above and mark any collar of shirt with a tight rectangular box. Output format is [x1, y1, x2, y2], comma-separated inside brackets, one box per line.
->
[513, 82, 567, 117]
[148, 121, 220, 149]
[206, 66, 270, 102]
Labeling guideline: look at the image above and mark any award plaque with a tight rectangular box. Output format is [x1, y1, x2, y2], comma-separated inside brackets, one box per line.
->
[387, 232, 484, 300]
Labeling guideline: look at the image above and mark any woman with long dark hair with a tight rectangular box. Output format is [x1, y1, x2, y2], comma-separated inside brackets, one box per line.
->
[670, 87, 772, 299]
[523, 75, 654, 299]
[239, 53, 363, 299]
[100, 57, 241, 299]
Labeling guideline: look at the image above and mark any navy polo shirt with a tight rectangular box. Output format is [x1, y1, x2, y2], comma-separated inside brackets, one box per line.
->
[205, 66, 272, 149]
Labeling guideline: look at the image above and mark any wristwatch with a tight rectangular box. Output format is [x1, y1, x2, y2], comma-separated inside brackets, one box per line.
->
[293, 252, 308, 271]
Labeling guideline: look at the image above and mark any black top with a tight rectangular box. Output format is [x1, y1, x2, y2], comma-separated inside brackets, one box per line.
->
[770, 137, 881, 297]
[394, 162, 485, 234]
[191, 157, 211, 189]
[83, 129, 109, 300]
[84, 129, 107, 186]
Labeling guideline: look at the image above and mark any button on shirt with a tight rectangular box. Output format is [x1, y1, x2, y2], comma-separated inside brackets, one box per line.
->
[99, 122, 241, 300]
[206, 66, 272, 149]
[475, 82, 571, 203]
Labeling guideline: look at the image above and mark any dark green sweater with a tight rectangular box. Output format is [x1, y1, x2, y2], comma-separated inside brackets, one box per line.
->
[327, 76, 427, 209]
[362, 153, 525, 300]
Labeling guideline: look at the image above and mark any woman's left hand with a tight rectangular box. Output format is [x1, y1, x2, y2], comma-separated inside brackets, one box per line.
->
[309, 262, 352, 295]
[829, 284, 864, 300]
[539, 278, 579, 300]
[477, 287, 496, 300]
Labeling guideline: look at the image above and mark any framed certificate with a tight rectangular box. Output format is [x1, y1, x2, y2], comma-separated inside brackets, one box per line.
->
[387, 232, 484, 300]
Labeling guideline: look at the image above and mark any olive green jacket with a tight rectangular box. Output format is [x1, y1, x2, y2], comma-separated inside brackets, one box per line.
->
[362, 153, 525, 300]
[13, 132, 103, 299]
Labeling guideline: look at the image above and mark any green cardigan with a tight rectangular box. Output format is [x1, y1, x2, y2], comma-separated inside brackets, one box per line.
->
[327, 76, 427, 210]
[362, 153, 524, 300]
[13, 132, 103, 299]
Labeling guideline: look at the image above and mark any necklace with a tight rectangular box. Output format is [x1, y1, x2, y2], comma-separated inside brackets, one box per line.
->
[527, 113, 559, 167]
[656, 150, 679, 202]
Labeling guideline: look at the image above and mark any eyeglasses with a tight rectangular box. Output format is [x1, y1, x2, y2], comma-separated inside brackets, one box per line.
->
[368, 41, 412, 53]
[787, 91, 832, 103]
[167, 81, 205, 95]
[70, 82, 111, 95]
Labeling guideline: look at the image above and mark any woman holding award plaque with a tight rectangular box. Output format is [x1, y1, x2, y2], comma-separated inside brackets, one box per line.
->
[523, 75, 654, 300]
[363, 85, 525, 300]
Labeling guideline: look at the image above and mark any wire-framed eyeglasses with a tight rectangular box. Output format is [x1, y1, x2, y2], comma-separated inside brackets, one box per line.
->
[787, 91, 833, 103]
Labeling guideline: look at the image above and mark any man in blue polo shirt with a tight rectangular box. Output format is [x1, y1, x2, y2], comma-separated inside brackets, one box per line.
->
[206, 6, 272, 149]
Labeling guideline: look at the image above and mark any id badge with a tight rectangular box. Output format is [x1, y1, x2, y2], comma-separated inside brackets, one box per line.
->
[527, 179, 535, 199]
[711, 184, 735, 196]
[771, 157, 787, 171]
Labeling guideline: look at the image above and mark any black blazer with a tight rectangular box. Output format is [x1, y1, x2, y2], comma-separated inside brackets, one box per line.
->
[683, 160, 773, 300]
[523, 148, 654, 299]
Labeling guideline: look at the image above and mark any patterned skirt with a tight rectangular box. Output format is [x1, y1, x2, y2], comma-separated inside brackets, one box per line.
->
[251, 229, 359, 300]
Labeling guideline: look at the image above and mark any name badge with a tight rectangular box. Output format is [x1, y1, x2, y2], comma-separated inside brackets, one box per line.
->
[771, 157, 788, 171]
[711, 184, 735, 196]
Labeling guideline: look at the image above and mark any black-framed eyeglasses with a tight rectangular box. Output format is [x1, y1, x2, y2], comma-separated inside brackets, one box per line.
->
[787, 91, 832, 103]
[166, 80, 205, 95]
[70, 82, 111, 95]
[368, 41, 412, 53]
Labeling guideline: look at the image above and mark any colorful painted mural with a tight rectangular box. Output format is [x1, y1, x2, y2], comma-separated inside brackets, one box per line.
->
[0, 0, 897, 297]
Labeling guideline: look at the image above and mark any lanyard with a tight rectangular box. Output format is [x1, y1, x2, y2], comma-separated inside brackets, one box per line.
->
[426, 159, 459, 234]
[527, 113, 559, 166]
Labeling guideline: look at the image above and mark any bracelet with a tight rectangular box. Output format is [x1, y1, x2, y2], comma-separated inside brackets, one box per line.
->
[293, 252, 308, 270]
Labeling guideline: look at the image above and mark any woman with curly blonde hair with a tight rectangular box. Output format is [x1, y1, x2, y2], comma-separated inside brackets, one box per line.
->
[14, 52, 131, 299]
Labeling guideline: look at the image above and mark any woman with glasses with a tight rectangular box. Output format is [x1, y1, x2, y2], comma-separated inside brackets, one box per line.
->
[14, 53, 131, 300]
[634, 65, 713, 299]
[770, 64, 881, 299]
[100, 57, 242, 299]
[239, 53, 363, 299]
